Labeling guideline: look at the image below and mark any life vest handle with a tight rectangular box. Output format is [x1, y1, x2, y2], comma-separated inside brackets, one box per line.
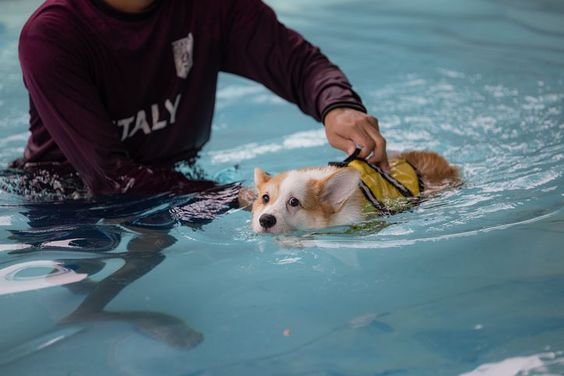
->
[328, 147, 362, 168]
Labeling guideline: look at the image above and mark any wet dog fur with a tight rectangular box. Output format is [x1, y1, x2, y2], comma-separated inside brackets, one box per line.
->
[251, 151, 460, 233]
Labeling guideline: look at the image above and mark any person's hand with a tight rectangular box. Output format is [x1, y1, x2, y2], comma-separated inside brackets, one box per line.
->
[324, 107, 390, 170]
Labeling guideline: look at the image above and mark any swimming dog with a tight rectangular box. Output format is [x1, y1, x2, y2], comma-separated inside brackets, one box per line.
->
[251, 150, 460, 233]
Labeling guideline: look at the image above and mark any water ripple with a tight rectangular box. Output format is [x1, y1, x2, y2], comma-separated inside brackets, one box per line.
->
[0, 260, 88, 295]
[460, 351, 564, 376]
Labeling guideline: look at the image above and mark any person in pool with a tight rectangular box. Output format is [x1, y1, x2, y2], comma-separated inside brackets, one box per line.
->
[12, 0, 389, 199]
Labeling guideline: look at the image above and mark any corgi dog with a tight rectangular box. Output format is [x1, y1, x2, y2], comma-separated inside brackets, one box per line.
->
[251, 150, 460, 233]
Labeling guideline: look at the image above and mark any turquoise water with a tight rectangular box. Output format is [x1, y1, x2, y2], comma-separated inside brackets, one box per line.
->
[1, 0, 564, 375]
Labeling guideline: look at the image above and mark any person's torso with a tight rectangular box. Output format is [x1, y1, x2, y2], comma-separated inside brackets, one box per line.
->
[25, 0, 226, 166]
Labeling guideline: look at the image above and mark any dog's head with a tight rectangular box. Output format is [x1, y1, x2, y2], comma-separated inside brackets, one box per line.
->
[251, 166, 362, 233]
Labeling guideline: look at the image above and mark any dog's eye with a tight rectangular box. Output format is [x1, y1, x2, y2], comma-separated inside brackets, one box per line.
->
[262, 194, 270, 203]
[288, 197, 300, 207]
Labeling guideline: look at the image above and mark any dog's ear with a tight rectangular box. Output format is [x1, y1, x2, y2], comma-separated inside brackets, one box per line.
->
[319, 168, 360, 210]
[254, 168, 271, 187]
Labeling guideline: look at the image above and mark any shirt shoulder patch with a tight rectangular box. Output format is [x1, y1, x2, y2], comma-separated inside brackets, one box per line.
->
[172, 33, 194, 79]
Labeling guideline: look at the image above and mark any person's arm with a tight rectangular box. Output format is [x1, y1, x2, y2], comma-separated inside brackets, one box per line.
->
[19, 13, 214, 196]
[220, 0, 388, 168]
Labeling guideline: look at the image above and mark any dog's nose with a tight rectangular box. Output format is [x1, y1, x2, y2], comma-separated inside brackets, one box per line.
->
[259, 214, 277, 229]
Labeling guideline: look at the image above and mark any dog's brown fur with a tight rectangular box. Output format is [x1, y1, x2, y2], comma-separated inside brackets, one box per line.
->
[249, 150, 460, 233]
[398, 150, 460, 190]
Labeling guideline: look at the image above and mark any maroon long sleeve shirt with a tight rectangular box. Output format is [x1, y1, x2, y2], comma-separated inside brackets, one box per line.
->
[16, 0, 366, 195]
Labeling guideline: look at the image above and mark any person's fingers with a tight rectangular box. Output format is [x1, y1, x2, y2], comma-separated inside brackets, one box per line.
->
[328, 127, 378, 160]
[325, 114, 388, 168]
[325, 129, 357, 155]
[367, 116, 380, 130]
[342, 125, 375, 160]
[357, 136, 375, 160]
[361, 117, 390, 170]
[368, 136, 390, 170]
[364, 125, 387, 160]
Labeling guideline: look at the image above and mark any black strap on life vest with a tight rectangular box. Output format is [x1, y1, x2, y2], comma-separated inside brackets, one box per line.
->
[328, 149, 388, 213]
[329, 148, 415, 198]
[328, 148, 362, 168]
[365, 161, 415, 198]
[358, 181, 393, 214]
[404, 160, 425, 195]
[327, 148, 429, 214]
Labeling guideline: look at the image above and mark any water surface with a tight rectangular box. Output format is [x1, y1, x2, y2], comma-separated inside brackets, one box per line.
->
[1, 0, 564, 375]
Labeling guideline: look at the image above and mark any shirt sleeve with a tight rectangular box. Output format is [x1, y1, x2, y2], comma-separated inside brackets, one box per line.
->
[220, 0, 367, 122]
[19, 12, 215, 196]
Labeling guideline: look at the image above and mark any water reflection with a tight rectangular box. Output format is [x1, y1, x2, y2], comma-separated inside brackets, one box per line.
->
[3, 217, 201, 350]
[0, 183, 241, 352]
[58, 246, 204, 349]
[0, 260, 88, 295]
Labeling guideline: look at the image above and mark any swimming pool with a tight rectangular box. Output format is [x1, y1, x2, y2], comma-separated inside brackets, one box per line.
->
[1, 0, 564, 375]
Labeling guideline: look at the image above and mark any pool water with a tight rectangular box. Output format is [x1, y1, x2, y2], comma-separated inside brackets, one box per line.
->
[1, 0, 564, 375]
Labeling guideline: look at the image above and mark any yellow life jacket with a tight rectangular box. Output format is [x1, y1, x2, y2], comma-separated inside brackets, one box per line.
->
[331, 155, 423, 214]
